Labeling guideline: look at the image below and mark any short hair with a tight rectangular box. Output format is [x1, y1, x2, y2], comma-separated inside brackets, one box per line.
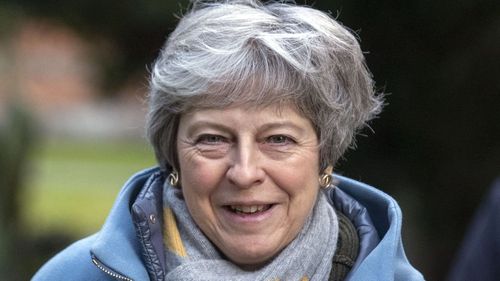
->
[147, 0, 383, 172]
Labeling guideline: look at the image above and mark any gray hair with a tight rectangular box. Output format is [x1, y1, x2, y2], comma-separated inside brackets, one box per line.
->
[147, 0, 383, 171]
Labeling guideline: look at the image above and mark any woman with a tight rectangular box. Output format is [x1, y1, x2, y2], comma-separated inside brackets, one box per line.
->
[34, 0, 424, 280]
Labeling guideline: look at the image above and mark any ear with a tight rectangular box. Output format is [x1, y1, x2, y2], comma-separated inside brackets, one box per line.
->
[319, 165, 334, 188]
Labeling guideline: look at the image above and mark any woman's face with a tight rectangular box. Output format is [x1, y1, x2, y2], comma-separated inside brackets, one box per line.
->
[176, 104, 320, 266]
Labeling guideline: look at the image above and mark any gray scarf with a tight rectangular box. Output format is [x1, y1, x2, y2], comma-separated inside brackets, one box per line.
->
[162, 185, 338, 281]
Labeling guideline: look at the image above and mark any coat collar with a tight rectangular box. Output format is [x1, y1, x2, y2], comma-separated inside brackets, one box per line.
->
[333, 175, 424, 280]
[90, 167, 162, 281]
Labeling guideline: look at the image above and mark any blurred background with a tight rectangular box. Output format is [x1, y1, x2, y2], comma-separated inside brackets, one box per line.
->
[0, 0, 498, 280]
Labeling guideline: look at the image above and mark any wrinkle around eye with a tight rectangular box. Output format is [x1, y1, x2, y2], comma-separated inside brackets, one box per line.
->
[179, 138, 229, 160]
[177, 141, 200, 163]
[186, 136, 231, 159]
[196, 134, 229, 145]
[265, 135, 296, 145]
[260, 137, 319, 157]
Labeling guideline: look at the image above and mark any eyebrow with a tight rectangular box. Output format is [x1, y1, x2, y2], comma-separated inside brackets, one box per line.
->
[185, 121, 233, 136]
[186, 120, 307, 136]
[258, 121, 307, 134]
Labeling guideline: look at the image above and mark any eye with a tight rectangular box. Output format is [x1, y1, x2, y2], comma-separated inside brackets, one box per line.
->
[196, 134, 227, 145]
[266, 135, 295, 145]
[192, 133, 230, 159]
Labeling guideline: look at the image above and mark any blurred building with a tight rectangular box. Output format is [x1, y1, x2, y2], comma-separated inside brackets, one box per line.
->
[0, 18, 147, 139]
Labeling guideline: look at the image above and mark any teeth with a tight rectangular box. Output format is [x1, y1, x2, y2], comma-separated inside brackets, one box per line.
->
[230, 205, 267, 214]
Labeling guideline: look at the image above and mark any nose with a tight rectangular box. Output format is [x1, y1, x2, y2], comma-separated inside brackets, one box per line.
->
[226, 141, 265, 188]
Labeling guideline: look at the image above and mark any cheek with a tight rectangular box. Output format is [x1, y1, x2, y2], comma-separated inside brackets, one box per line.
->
[178, 158, 229, 239]
[268, 151, 320, 209]
[178, 155, 226, 198]
[274, 152, 319, 191]
[268, 175, 317, 211]
[178, 159, 218, 221]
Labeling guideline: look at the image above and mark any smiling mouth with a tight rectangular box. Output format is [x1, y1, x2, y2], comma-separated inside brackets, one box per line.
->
[227, 204, 273, 215]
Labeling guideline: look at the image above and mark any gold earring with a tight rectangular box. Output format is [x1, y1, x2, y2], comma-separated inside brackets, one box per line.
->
[168, 170, 179, 187]
[319, 165, 334, 188]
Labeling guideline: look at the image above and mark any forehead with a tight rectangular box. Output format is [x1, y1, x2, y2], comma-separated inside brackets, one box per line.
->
[179, 104, 314, 131]
[185, 101, 296, 116]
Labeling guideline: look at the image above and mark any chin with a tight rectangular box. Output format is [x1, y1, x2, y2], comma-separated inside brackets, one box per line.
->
[223, 240, 282, 268]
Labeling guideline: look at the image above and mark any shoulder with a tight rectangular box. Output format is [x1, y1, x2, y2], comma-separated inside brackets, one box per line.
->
[32, 234, 112, 281]
[328, 176, 425, 280]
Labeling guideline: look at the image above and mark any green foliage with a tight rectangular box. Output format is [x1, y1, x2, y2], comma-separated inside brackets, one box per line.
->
[0, 102, 35, 230]
[0, 101, 36, 279]
[0, 2, 27, 36]
[23, 139, 156, 237]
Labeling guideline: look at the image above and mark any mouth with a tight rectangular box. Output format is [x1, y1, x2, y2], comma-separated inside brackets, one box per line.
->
[226, 204, 273, 215]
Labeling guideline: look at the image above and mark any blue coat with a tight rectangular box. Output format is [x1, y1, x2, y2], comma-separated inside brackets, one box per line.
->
[32, 167, 424, 281]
